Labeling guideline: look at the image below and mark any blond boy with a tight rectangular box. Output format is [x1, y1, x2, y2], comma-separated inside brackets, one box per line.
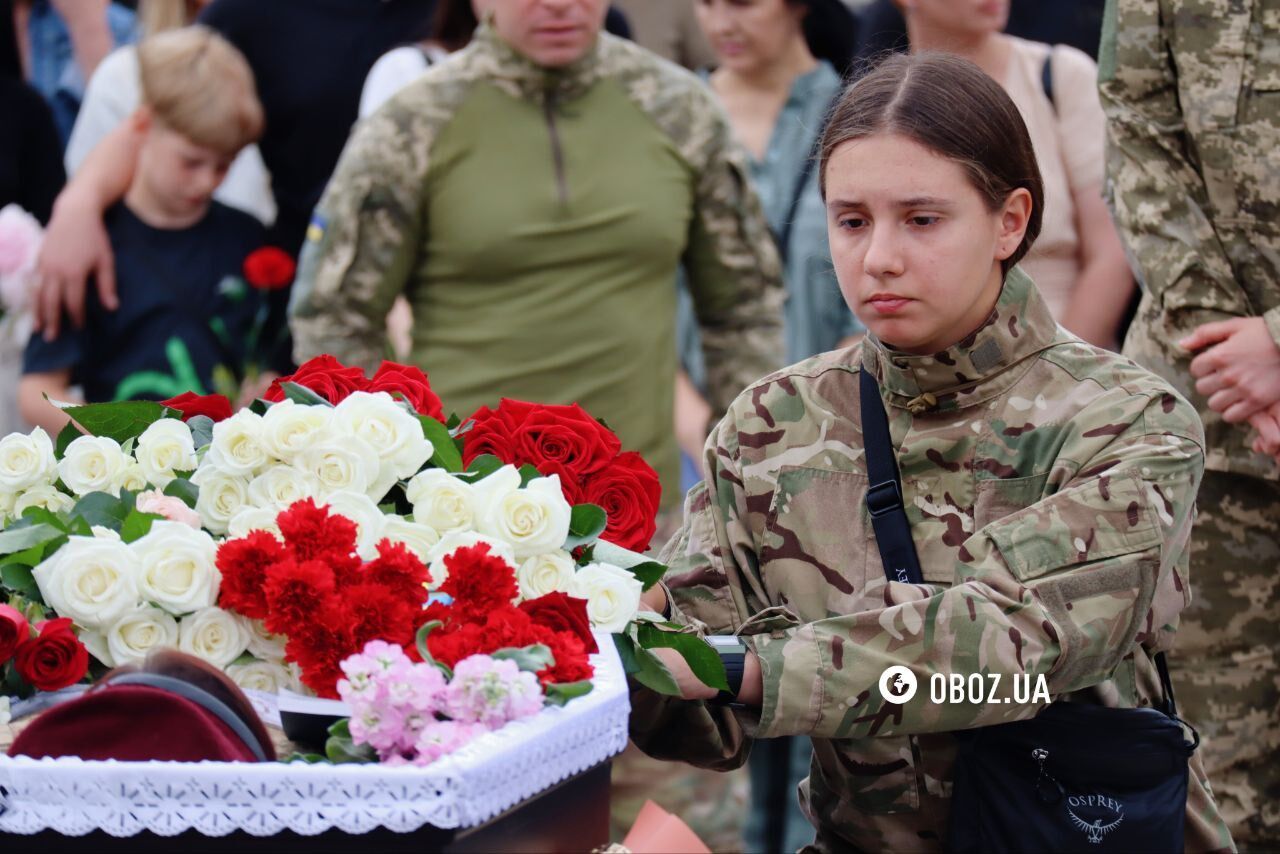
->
[20, 26, 265, 432]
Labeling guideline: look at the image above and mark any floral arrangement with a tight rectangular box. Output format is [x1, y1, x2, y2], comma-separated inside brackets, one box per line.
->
[0, 203, 42, 323]
[0, 354, 726, 754]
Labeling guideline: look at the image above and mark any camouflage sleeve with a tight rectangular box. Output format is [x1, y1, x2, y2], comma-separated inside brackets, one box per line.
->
[750, 394, 1206, 740]
[683, 109, 785, 418]
[1097, 0, 1252, 330]
[287, 105, 429, 373]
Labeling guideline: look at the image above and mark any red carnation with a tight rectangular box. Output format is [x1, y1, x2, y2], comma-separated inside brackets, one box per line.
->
[264, 355, 368, 405]
[439, 543, 519, 624]
[263, 558, 336, 636]
[366, 361, 445, 420]
[519, 592, 597, 654]
[14, 618, 89, 691]
[161, 391, 233, 423]
[243, 246, 296, 291]
[0, 603, 30, 662]
[343, 583, 418, 650]
[216, 530, 287, 619]
[276, 499, 359, 571]
[582, 452, 662, 553]
[514, 404, 621, 480]
[425, 620, 488, 669]
[539, 630, 594, 685]
[286, 601, 354, 698]
[365, 540, 431, 604]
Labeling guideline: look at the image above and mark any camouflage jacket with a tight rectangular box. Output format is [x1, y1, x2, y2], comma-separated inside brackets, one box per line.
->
[288, 25, 783, 502]
[631, 269, 1233, 851]
[1099, 0, 1280, 480]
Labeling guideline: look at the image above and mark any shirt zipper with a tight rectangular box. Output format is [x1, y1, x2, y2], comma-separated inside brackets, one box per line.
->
[543, 87, 569, 207]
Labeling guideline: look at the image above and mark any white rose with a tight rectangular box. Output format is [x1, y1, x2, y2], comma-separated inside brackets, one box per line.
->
[425, 530, 516, 589]
[516, 551, 577, 601]
[105, 605, 179, 665]
[0, 695, 9, 726]
[58, 435, 129, 496]
[297, 438, 381, 500]
[470, 465, 522, 510]
[0, 427, 56, 492]
[177, 607, 250, 668]
[91, 525, 121, 540]
[13, 483, 74, 516]
[227, 506, 284, 540]
[406, 468, 476, 533]
[380, 515, 440, 564]
[191, 465, 250, 535]
[333, 392, 433, 497]
[247, 464, 320, 512]
[112, 461, 150, 494]
[320, 491, 386, 559]
[134, 521, 219, 614]
[32, 536, 139, 631]
[78, 628, 113, 667]
[134, 419, 197, 487]
[207, 410, 270, 477]
[260, 399, 334, 462]
[0, 490, 15, 523]
[245, 619, 287, 661]
[568, 563, 643, 633]
[478, 474, 572, 559]
[226, 659, 296, 693]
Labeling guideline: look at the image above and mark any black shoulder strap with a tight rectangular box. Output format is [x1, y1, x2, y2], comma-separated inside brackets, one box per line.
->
[106, 672, 268, 761]
[859, 369, 924, 585]
[1040, 48, 1056, 114]
[775, 92, 841, 261]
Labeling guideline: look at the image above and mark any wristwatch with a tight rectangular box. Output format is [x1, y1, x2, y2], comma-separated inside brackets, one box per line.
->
[704, 635, 748, 705]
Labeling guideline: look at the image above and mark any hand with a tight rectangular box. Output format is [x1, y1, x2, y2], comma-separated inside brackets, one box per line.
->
[1182, 317, 1280, 423]
[48, 0, 110, 25]
[674, 370, 712, 463]
[650, 646, 719, 702]
[237, 371, 280, 410]
[33, 190, 117, 339]
[1248, 402, 1280, 460]
[640, 584, 667, 615]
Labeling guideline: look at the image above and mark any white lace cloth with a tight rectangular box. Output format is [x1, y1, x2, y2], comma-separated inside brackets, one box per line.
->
[0, 634, 629, 837]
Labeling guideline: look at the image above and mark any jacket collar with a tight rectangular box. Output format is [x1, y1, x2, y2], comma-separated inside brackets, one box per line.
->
[470, 22, 605, 104]
[861, 266, 1064, 413]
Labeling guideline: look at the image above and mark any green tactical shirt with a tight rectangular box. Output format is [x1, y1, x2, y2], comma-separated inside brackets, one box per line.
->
[631, 269, 1232, 852]
[1100, 0, 1280, 481]
[289, 25, 784, 508]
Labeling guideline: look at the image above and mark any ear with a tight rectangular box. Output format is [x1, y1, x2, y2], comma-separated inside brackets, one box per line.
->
[994, 187, 1033, 262]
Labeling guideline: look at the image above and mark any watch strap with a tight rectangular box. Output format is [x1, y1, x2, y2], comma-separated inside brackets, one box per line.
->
[710, 650, 746, 706]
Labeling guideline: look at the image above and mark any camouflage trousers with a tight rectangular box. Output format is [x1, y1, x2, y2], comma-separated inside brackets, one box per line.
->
[1177, 470, 1280, 849]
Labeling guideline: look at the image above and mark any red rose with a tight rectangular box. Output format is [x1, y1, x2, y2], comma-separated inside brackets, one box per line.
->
[243, 246, 296, 291]
[14, 618, 89, 691]
[160, 392, 233, 423]
[518, 592, 597, 654]
[581, 452, 662, 553]
[264, 355, 368, 405]
[459, 400, 537, 466]
[0, 603, 30, 662]
[366, 361, 445, 420]
[514, 404, 622, 480]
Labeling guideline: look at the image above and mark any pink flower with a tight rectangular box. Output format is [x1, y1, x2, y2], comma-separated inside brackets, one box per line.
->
[443, 655, 544, 728]
[0, 204, 42, 313]
[413, 720, 483, 765]
[136, 490, 202, 528]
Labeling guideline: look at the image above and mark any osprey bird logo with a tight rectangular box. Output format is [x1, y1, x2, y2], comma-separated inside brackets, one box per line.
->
[1068, 807, 1124, 844]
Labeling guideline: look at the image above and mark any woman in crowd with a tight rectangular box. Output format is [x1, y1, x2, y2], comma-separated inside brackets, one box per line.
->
[632, 52, 1228, 851]
[63, 0, 275, 226]
[897, 0, 1133, 349]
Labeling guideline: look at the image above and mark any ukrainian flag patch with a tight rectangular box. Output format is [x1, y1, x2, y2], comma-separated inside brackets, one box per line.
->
[306, 213, 327, 244]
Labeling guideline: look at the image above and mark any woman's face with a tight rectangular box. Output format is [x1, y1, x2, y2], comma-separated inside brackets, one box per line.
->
[900, 0, 1009, 39]
[695, 0, 809, 75]
[825, 133, 1030, 355]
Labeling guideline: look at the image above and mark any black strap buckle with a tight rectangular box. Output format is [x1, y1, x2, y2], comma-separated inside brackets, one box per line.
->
[866, 479, 903, 518]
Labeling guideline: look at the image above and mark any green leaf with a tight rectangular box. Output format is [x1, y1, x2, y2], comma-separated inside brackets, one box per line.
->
[55, 421, 83, 457]
[17, 506, 69, 531]
[414, 619, 453, 679]
[564, 503, 607, 550]
[70, 491, 132, 531]
[280, 381, 332, 407]
[187, 415, 215, 450]
[544, 680, 593, 707]
[517, 464, 542, 487]
[163, 477, 199, 509]
[492, 643, 555, 673]
[249, 398, 270, 416]
[67, 515, 92, 537]
[324, 718, 378, 764]
[60, 400, 171, 444]
[637, 624, 729, 692]
[283, 752, 327, 764]
[613, 632, 640, 674]
[1, 564, 39, 598]
[446, 413, 463, 431]
[120, 510, 164, 543]
[590, 540, 651, 571]
[0, 523, 64, 556]
[630, 645, 681, 696]
[625, 561, 667, 591]
[419, 416, 463, 472]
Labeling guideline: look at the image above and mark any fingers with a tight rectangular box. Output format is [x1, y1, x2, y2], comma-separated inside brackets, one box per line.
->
[37, 271, 62, 340]
[1180, 319, 1239, 353]
[1194, 371, 1227, 398]
[64, 274, 87, 330]
[1250, 414, 1280, 457]
[1188, 344, 1228, 378]
[94, 249, 118, 311]
[1223, 397, 1267, 424]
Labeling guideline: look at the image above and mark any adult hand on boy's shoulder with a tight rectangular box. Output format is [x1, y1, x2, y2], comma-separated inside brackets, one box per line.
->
[34, 191, 118, 339]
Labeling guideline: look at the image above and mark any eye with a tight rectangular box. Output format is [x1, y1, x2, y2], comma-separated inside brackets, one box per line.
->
[838, 216, 867, 230]
[908, 215, 940, 227]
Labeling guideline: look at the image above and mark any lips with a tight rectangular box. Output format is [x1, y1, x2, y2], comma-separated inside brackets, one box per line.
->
[867, 294, 912, 316]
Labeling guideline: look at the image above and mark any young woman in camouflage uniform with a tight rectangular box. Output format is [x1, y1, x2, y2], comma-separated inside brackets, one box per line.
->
[631, 53, 1233, 852]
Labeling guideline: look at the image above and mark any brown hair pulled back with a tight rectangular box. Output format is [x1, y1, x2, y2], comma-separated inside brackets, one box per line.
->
[819, 52, 1044, 275]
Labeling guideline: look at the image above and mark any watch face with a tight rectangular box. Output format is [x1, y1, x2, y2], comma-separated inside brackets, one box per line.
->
[705, 635, 749, 655]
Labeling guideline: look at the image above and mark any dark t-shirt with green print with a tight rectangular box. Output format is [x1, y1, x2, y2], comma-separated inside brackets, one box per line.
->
[24, 201, 264, 402]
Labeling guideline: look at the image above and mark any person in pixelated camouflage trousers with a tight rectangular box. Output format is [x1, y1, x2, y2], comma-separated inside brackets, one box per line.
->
[1098, 2, 1280, 846]
[288, 0, 784, 512]
[629, 53, 1235, 852]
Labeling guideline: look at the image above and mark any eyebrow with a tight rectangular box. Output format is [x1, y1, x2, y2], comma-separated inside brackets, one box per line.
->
[827, 196, 954, 210]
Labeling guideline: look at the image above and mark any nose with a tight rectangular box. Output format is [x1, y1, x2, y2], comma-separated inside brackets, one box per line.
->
[862, 223, 905, 279]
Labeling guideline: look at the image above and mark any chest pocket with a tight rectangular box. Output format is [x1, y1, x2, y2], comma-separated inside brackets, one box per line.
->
[762, 467, 870, 620]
